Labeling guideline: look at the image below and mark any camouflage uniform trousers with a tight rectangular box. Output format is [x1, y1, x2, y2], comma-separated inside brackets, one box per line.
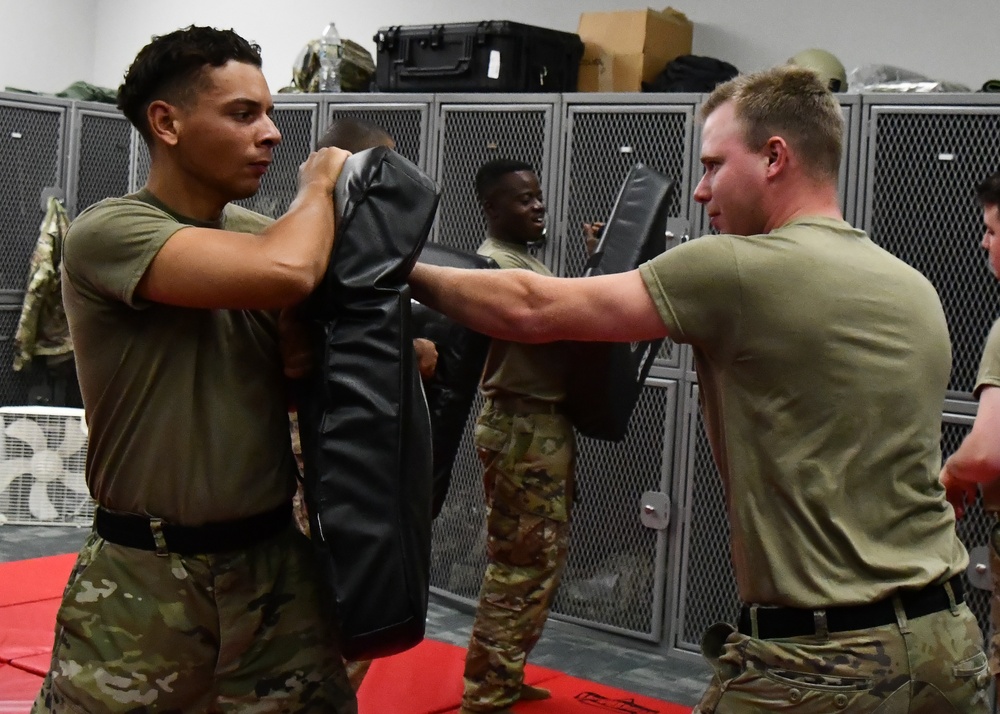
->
[990, 521, 1000, 676]
[32, 524, 357, 713]
[694, 599, 990, 713]
[462, 403, 576, 713]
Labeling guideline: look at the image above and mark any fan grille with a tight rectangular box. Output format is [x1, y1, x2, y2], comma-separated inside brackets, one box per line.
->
[0, 406, 92, 526]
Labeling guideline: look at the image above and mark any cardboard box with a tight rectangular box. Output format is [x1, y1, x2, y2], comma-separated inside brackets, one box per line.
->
[577, 7, 693, 92]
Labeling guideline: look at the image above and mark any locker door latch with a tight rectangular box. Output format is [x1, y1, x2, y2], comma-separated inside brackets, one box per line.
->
[966, 545, 992, 591]
[640, 491, 670, 530]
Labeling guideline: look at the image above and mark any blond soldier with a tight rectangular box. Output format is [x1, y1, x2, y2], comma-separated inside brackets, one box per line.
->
[409, 67, 989, 713]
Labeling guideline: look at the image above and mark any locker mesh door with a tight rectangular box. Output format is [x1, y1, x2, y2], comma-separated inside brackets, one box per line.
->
[676, 384, 738, 651]
[0, 101, 65, 293]
[429, 392, 489, 599]
[325, 104, 428, 168]
[72, 110, 130, 215]
[430, 382, 677, 640]
[129, 129, 150, 192]
[552, 380, 676, 639]
[0, 308, 41, 406]
[434, 104, 552, 256]
[864, 107, 1000, 397]
[560, 105, 694, 368]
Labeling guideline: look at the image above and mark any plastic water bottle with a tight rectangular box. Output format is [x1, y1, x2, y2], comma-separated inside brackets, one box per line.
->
[318, 22, 343, 93]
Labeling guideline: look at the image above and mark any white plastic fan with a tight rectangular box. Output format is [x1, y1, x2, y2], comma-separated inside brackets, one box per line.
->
[0, 406, 91, 525]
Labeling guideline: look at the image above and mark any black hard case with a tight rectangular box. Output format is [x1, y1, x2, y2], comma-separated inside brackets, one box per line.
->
[374, 21, 583, 92]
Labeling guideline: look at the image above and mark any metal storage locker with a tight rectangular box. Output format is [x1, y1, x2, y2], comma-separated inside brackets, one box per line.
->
[0, 94, 69, 406]
[67, 101, 130, 217]
[429, 94, 560, 264]
[324, 93, 432, 171]
[860, 95, 1000, 398]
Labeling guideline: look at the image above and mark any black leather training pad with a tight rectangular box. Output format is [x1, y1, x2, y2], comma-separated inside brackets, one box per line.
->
[412, 243, 495, 518]
[296, 146, 440, 660]
[565, 164, 676, 441]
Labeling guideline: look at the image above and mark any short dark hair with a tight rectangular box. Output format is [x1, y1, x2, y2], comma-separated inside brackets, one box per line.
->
[976, 171, 1000, 207]
[118, 25, 263, 144]
[318, 117, 393, 153]
[474, 158, 536, 204]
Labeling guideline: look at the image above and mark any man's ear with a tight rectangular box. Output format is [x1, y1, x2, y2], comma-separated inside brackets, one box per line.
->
[147, 100, 181, 147]
[480, 198, 497, 221]
[764, 136, 789, 177]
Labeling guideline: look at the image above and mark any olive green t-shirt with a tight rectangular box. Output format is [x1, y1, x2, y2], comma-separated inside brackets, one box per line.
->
[638, 216, 967, 608]
[63, 189, 298, 525]
[476, 237, 568, 403]
[974, 319, 1000, 510]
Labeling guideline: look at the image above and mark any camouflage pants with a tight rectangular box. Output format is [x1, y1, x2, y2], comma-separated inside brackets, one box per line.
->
[694, 602, 989, 713]
[32, 525, 357, 713]
[462, 406, 575, 712]
[990, 522, 1000, 675]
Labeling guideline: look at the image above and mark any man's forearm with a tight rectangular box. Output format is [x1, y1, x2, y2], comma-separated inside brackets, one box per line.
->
[944, 387, 1000, 485]
[408, 262, 547, 342]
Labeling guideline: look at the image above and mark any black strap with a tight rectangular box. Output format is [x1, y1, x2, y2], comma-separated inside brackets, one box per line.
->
[95, 502, 292, 555]
[738, 576, 964, 639]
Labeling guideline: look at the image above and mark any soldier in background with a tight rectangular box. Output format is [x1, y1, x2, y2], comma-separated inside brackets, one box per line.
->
[941, 170, 1000, 688]
[457, 158, 576, 714]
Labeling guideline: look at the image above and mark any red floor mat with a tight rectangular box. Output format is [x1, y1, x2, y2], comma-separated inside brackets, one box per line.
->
[0, 556, 693, 714]
[0, 554, 74, 608]
[0, 664, 41, 714]
[357, 638, 691, 714]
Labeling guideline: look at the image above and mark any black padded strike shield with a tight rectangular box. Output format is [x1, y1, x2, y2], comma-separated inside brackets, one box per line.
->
[411, 243, 495, 517]
[565, 164, 676, 441]
[296, 146, 440, 659]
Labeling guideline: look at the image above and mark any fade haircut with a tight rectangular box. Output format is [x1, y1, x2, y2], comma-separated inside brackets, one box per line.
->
[976, 171, 1000, 208]
[701, 65, 844, 182]
[118, 25, 263, 145]
[318, 117, 394, 153]
[474, 158, 535, 204]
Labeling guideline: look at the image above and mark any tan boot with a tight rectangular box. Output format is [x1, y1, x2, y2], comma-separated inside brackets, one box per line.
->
[519, 684, 551, 701]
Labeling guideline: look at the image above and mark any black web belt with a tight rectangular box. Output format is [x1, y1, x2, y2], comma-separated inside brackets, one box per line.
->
[737, 575, 964, 639]
[95, 501, 292, 556]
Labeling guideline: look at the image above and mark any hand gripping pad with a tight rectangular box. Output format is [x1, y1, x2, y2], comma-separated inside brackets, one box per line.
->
[411, 243, 496, 518]
[296, 146, 441, 660]
[564, 164, 676, 441]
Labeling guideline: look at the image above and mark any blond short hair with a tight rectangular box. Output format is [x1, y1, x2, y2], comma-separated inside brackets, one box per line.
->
[701, 65, 843, 182]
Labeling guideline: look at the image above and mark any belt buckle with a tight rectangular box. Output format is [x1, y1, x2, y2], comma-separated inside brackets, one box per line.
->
[149, 518, 170, 557]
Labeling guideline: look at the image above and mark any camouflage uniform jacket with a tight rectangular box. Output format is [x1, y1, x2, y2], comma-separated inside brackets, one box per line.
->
[14, 196, 72, 371]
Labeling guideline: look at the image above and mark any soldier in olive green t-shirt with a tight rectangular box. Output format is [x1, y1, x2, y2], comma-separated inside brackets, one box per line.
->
[32, 27, 358, 714]
[460, 160, 576, 714]
[941, 170, 1000, 684]
[410, 67, 988, 714]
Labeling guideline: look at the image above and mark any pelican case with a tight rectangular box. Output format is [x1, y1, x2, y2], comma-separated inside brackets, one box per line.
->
[374, 21, 584, 92]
